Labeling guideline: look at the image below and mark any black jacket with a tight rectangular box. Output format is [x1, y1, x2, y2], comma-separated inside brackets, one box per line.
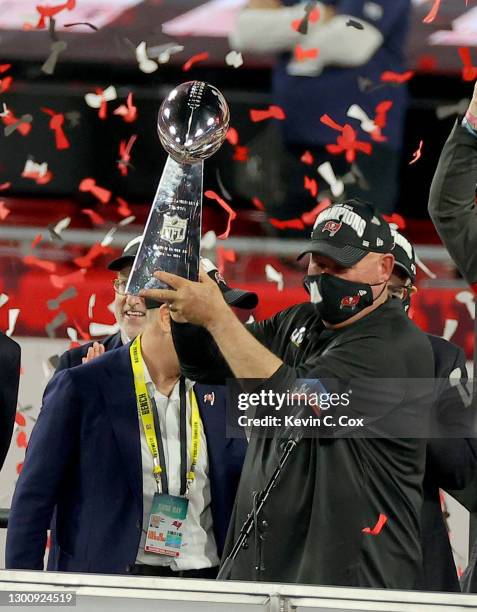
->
[55, 332, 122, 373]
[0, 332, 21, 471]
[172, 299, 434, 588]
[419, 334, 477, 592]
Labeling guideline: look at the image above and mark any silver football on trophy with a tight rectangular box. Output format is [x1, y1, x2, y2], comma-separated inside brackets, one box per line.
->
[157, 81, 230, 164]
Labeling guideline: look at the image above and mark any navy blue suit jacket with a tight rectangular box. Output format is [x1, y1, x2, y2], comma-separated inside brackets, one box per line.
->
[5, 344, 246, 574]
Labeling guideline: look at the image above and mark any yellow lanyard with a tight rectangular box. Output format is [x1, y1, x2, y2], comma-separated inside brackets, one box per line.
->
[130, 335, 201, 496]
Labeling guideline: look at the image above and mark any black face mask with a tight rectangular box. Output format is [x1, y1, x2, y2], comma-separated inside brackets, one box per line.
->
[303, 273, 387, 324]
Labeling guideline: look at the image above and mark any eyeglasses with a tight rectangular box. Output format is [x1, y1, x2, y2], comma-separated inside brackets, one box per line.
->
[113, 278, 128, 295]
[388, 284, 412, 300]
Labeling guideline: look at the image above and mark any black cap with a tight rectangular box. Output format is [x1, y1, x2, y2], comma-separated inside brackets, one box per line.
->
[201, 258, 259, 309]
[297, 199, 395, 267]
[107, 236, 142, 271]
[391, 230, 416, 284]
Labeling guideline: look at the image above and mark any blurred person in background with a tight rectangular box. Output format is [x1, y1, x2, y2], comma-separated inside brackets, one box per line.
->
[428, 80, 477, 593]
[0, 333, 21, 472]
[229, 0, 411, 222]
[390, 230, 477, 592]
[55, 236, 146, 371]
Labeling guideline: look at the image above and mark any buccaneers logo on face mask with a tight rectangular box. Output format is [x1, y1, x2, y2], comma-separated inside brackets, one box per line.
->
[340, 290, 367, 310]
[322, 220, 342, 237]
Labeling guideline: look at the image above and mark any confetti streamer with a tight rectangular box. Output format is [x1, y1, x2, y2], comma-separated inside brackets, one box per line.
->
[116, 197, 132, 218]
[88, 294, 96, 319]
[270, 218, 305, 230]
[41, 40, 67, 75]
[204, 190, 237, 239]
[50, 269, 86, 290]
[6, 308, 20, 337]
[409, 140, 424, 165]
[135, 41, 158, 73]
[458, 47, 477, 82]
[84, 86, 117, 120]
[250, 105, 286, 122]
[41, 107, 70, 149]
[89, 321, 119, 337]
[362, 513, 388, 535]
[0, 202, 11, 220]
[117, 134, 137, 177]
[47, 286, 78, 310]
[380, 70, 414, 84]
[45, 311, 67, 338]
[423, 0, 441, 24]
[23, 255, 57, 273]
[182, 52, 209, 72]
[225, 50, 243, 68]
[81, 208, 105, 225]
[442, 319, 458, 342]
[294, 46, 319, 62]
[265, 264, 284, 292]
[3, 112, 33, 137]
[79, 178, 111, 204]
[113, 93, 137, 123]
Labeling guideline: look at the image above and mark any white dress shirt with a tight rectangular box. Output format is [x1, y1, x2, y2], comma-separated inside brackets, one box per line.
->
[135, 365, 219, 570]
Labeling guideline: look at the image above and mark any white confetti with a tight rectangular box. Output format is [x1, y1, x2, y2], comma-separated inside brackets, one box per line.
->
[442, 319, 458, 342]
[225, 50, 243, 69]
[6, 308, 20, 337]
[347, 104, 376, 134]
[118, 215, 136, 226]
[66, 327, 78, 343]
[53, 216, 71, 235]
[456, 291, 475, 320]
[88, 294, 96, 319]
[85, 85, 117, 109]
[245, 315, 255, 324]
[317, 162, 345, 198]
[0, 293, 9, 308]
[89, 321, 120, 337]
[0, 103, 9, 117]
[135, 41, 159, 74]
[265, 264, 284, 292]
[201, 230, 217, 251]
[101, 227, 117, 247]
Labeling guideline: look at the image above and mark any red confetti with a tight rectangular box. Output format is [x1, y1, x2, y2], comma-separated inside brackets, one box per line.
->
[0, 64, 11, 73]
[81, 208, 105, 225]
[23, 255, 57, 273]
[381, 70, 415, 84]
[113, 92, 137, 123]
[0, 182, 11, 190]
[31, 233, 43, 249]
[50, 269, 86, 290]
[251, 197, 265, 211]
[233, 146, 249, 162]
[15, 412, 26, 427]
[79, 178, 111, 204]
[270, 217, 305, 230]
[383, 212, 406, 229]
[35, 0, 75, 29]
[216, 247, 237, 275]
[409, 140, 424, 165]
[371, 100, 393, 142]
[362, 513, 388, 535]
[300, 150, 314, 165]
[73, 243, 112, 269]
[16, 462, 24, 474]
[301, 198, 331, 226]
[117, 134, 137, 177]
[423, 0, 441, 24]
[308, 8, 320, 23]
[250, 105, 286, 122]
[41, 107, 70, 150]
[226, 127, 239, 146]
[16, 431, 27, 449]
[204, 190, 237, 239]
[458, 47, 477, 82]
[294, 46, 319, 62]
[0, 201, 11, 220]
[182, 52, 209, 72]
[116, 197, 132, 218]
[321, 114, 373, 163]
[304, 176, 318, 198]
[0, 76, 13, 94]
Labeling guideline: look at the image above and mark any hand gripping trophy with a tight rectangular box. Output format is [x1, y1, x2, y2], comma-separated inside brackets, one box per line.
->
[126, 81, 230, 293]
